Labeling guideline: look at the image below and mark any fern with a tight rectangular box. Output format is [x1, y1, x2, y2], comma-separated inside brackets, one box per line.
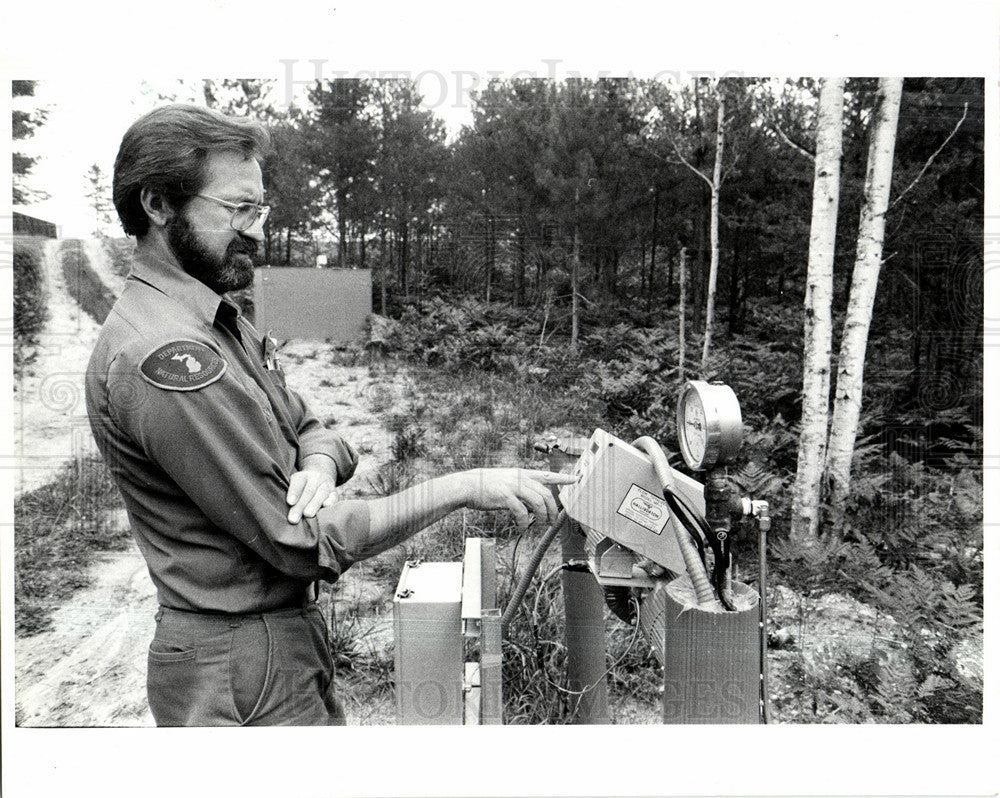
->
[730, 460, 784, 497]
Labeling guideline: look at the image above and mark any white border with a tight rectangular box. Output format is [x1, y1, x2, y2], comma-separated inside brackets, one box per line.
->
[3, 2, 998, 796]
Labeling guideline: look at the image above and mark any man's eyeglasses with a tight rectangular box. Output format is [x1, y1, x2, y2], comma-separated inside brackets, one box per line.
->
[195, 194, 270, 232]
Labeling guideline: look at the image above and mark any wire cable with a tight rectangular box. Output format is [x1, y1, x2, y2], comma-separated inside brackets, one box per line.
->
[536, 596, 645, 700]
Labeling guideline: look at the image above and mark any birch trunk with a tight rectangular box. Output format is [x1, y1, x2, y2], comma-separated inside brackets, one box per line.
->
[790, 77, 846, 546]
[826, 78, 904, 526]
[700, 94, 725, 374]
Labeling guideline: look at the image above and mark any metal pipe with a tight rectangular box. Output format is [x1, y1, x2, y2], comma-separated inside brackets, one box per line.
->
[559, 517, 611, 723]
[543, 438, 611, 723]
[757, 501, 771, 724]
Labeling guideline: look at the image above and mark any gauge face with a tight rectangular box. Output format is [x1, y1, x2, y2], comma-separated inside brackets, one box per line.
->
[681, 391, 707, 466]
[677, 381, 743, 470]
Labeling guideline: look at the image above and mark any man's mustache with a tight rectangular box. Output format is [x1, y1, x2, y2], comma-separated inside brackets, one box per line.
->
[228, 236, 259, 258]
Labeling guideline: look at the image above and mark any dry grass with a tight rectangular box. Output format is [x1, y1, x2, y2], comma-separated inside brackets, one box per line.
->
[14, 456, 129, 635]
[58, 239, 117, 324]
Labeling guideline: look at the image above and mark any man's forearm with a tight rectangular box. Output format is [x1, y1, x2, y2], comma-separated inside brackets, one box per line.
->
[352, 472, 471, 561]
[315, 466, 573, 569]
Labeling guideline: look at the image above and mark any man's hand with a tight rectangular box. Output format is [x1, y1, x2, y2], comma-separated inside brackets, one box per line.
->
[287, 454, 339, 523]
[460, 468, 578, 530]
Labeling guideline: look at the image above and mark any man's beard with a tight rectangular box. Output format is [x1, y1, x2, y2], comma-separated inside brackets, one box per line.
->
[166, 213, 258, 294]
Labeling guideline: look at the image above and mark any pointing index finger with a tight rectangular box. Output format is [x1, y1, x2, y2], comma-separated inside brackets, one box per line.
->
[529, 470, 580, 484]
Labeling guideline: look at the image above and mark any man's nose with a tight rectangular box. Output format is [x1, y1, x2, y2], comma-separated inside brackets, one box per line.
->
[243, 216, 266, 243]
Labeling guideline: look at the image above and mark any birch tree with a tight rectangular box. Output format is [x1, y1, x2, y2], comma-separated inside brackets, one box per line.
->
[825, 78, 905, 521]
[790, 77, 846, 545]
[667, 87, 727, 374]
[700, 93, 726, 373]
[655, 80, 730, 375]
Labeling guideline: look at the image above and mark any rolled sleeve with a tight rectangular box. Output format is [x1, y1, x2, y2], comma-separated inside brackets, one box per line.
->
[287, 389, 359, 485]
[314, 499, 371, 573]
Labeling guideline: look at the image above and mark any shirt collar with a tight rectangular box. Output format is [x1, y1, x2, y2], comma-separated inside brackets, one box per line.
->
[130, 247, 231, 329]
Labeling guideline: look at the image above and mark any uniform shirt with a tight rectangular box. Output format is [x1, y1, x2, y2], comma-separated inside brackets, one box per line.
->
[85, 250, 370, 613]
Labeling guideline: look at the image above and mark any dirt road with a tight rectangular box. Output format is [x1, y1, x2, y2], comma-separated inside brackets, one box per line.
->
[13, 239, 103, 496]
[14, 240, 400, 725]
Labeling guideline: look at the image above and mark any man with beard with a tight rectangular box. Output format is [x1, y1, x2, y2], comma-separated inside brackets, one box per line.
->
[85, 104, 574, 726]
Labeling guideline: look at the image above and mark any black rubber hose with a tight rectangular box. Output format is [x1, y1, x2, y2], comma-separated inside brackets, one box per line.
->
[500, 510, 569, 633]
[664, 483, 714, 543]
[663, 489, 708, 567]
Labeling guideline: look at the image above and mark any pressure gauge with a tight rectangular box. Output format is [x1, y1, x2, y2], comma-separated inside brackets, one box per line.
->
[676, 381, 743, 470]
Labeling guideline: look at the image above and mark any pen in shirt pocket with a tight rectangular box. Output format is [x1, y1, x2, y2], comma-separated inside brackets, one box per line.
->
[262, 331, 279, 371]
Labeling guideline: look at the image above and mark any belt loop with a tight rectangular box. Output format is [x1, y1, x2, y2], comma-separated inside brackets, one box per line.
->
[154, 608, 163, 622]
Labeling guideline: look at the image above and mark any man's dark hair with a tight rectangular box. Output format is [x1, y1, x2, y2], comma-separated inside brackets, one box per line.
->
[113, 104, 272, 237]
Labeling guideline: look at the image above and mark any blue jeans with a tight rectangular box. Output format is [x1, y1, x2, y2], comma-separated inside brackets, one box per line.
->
[147, 603, 345, 726]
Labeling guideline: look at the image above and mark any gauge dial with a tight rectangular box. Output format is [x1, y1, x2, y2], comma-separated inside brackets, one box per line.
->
[681, 392, 707, 465]
[676, 381, 743, 470]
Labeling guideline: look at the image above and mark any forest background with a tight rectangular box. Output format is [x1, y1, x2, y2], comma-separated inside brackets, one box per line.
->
[12, 75, 984, 724]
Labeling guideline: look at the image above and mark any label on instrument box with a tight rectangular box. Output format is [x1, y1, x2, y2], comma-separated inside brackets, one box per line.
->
[616, 484, 670, 535]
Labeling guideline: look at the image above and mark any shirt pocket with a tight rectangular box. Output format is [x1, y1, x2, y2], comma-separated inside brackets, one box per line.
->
[230, 369, 280, 426]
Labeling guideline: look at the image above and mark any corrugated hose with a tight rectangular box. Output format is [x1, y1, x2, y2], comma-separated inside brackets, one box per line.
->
[631, 436, 716, 605]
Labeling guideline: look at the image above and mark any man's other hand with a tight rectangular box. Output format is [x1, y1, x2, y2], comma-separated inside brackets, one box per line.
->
[287, 457, 339, 522]
[460, 468, 578, 530]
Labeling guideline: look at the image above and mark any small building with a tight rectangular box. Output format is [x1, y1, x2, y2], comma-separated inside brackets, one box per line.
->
[13, 210, 58, 238]
[252, 267, 372, 342]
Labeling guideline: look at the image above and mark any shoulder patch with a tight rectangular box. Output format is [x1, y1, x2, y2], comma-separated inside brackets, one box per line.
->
[139, 340, 227, 391]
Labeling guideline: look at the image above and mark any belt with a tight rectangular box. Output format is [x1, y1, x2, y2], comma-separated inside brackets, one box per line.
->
[158, 582, 319, 618]
[156, 601, 320, 629]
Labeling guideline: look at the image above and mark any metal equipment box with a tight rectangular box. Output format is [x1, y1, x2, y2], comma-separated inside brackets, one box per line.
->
[558, 429, 706, 577]
[393, 561, 464, 724]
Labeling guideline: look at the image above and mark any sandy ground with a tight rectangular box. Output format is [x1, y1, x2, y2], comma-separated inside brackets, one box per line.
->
[14, 533, 158, 726]
[14, 240, 401, 727]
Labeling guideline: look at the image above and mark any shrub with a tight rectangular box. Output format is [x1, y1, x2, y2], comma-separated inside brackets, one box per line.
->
[13, 242, 48, 373]
[769, 445, 983, 723]
[101, 238, 135, 278]
[59, 239, 116, 324]
[13, 243, 47, 339]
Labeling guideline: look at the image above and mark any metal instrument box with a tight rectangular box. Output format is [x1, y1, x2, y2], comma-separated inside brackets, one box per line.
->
[558, 428, 706, 576]
[393, 561, 464, 725]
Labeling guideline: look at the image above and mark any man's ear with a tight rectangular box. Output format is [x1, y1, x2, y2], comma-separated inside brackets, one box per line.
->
[139, 187, 176, 229]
